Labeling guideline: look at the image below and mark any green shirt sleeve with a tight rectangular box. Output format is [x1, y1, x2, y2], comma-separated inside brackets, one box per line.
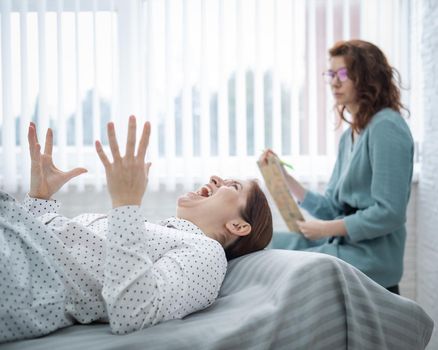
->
[344, 118, 414, 242]
[300, 133, 347, 220]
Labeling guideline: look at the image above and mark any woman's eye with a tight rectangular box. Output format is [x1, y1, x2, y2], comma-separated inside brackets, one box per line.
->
[232, 184, 239, 190]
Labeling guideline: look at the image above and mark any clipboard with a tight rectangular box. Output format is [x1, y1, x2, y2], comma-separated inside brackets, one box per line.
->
[257, 154, 305, 233]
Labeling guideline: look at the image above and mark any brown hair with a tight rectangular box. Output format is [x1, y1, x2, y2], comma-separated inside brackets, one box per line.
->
[329, 39, 408, 132]
[224, 180, 273, 260]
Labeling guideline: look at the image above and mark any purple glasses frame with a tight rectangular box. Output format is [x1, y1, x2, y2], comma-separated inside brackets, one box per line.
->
[322, 67, 349, 83]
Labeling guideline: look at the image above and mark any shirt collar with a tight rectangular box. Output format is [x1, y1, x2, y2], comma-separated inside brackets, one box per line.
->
[158, 217, 205, 236]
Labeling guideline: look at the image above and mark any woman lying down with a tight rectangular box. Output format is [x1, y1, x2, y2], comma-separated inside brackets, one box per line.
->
[0, 116, 273, 342]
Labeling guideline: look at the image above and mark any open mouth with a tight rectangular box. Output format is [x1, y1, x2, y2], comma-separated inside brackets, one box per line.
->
[196, 185, 213, 198]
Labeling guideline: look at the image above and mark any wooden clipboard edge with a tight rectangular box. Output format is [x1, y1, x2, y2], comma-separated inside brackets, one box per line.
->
[257, 154, 304, 233]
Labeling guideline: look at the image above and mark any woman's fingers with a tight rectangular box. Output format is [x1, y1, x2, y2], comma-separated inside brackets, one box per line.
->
[65, 167, 88, 181]
[126, 115, 137, 158]
[44, 128, 53, 156]
[259, 148, 275, 164]
[28, 124, 41, 162]
[137, 121, 151, 161]
[107, 122, 122, 161]
[144, 162, 152, 176]
[30, 122, 39, 143]
[95, 140, 111, 168]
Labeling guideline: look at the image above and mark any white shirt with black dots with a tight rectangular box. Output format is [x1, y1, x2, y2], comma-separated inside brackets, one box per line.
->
[22, 195, 228, 335]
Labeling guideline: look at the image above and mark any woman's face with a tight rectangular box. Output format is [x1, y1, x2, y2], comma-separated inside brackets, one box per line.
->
[329, 56, 358, 114]
[177, 175, 251, 227]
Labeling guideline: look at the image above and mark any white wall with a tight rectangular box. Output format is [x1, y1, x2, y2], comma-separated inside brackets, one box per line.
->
[417, 0, 438, 348]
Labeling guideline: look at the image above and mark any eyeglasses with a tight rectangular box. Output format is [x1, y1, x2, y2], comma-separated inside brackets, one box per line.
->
[322, 67, 349, 83]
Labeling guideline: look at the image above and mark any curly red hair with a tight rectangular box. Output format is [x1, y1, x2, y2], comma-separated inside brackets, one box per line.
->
[329, 40, 408, 132]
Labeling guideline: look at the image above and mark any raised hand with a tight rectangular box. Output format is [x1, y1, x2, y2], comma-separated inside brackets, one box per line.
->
[28, 122, 88, 199]
[95, 116, 152, 208]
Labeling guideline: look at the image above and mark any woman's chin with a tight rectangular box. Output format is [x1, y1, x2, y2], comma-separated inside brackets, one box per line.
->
[177, 192, 205, 208]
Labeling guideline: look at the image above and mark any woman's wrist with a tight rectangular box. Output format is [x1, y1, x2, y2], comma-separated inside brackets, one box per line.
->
[111, 198, 142, 208]
[283, 172, 306, 202]
[28, 191, 51, 200]
[325, 219, 347, 237]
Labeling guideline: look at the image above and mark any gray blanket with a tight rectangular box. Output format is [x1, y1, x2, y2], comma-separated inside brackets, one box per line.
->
[0, 192, 434, 349]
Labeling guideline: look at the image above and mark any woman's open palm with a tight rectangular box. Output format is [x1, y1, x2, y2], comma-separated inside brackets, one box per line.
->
[28, 122, 87, 199]
[95, 116, 151, 208]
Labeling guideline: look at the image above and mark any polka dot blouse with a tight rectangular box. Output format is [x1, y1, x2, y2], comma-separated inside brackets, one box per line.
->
[20, 194, 228, 335]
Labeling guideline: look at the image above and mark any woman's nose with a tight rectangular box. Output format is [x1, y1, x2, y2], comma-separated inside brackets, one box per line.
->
[210, 175, 224, 188]
[331, 76, 341, 87]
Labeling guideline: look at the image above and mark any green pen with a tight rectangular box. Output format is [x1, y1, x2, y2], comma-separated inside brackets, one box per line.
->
[279, 159, 294, 170]
[260, 150, 294, 170]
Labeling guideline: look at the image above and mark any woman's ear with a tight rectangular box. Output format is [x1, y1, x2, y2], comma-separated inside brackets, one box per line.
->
[225, 219, 252, 237]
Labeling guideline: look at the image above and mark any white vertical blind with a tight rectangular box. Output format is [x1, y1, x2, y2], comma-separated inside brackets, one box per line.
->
[20, 0, 30, 190]
[325, 0, 335, 159]
[307, 0, 318, 186]
[342, 0, 351, 39]
[217, 0, 229, 162]
[290, 0, 303, 159]
[0, 0, 419, 193]
[271, 0, 281, 153]
[181, 0, 193, 189]
[164, 0, 176, 190]
[1, 0, 15, 191]
[199, 0, 210, 181]
[37, 0, 48, 141]
[144, 0, 159, 191]
[235, 0, 247, 160]
[253, 0, 264, 154]
[56, 0, 66, 177]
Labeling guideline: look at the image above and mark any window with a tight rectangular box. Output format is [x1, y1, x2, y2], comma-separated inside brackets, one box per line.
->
[0, 0, 419, 193]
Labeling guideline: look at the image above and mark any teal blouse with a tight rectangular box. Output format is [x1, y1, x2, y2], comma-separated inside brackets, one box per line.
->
[270, 108, 414, 288]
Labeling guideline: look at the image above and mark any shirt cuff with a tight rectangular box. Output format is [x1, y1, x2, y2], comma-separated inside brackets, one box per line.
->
[343, 214, 364, 242]
[23, 194, 61, 217]
[107, 206, 146, 247]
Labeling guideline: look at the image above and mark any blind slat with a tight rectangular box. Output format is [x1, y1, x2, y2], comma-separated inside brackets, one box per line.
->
[56, 0, 66, 174]
[217, 0, 229, 158]
[38, 0, 48, 142]
[165, 0, 176, 190]
[144, 0, 159, 191]
[325, 0, 335, 158]
[20, 0, 30, 190]
[199, 0, 210, 181]
[290, 0, 304, 157]
[74, 0, 84, 191]
[342, 0, 351, 39]
[253, 0, 264, 153]
[182, 0, 193, 189]
[235, 0, 246, 161]
[92, 0, 102, 189]
[1, 0, 16, 191]
[307, 0, 318, 184]
[272, 0, 281, 154]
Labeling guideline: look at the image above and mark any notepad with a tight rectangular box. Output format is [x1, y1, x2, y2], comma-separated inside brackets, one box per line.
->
[257, 154, 305, 233]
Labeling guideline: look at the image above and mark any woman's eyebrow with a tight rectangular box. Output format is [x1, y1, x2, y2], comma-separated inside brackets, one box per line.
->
[225, 179, 243, 189]
[234, 180, 243, 189]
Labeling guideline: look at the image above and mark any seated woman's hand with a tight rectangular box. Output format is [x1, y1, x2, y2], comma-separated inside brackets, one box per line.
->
[297, 219, 347, 240]
[95, 116, 152, 208]
[27, 122, 87, 199]
[258, 148, 277, 165]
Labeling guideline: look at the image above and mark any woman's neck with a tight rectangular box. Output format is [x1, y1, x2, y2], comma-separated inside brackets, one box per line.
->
[346, 103, 359, 117]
